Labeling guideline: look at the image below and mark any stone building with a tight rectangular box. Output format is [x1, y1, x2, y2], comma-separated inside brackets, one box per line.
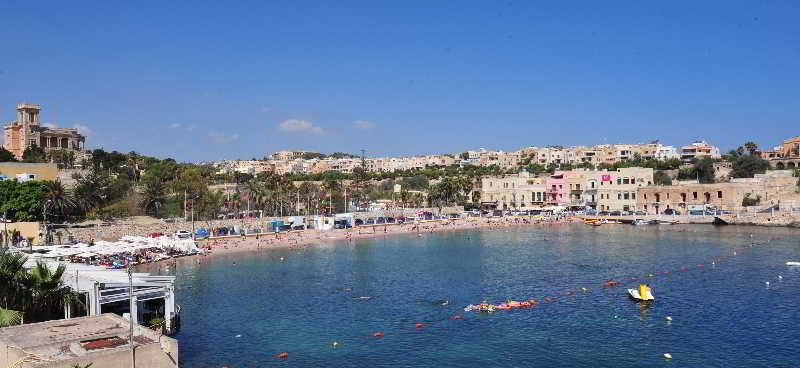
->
[592, 167, 654, 212]
[3, 104, 87, 160]
[680, 140, 721, 161]
[636, 170, 798, 214]
[481, 170, 546, 209]
[770, 136, 800, 169]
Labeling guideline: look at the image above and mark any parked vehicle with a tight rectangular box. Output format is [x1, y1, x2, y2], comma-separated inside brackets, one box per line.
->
[663, 208, 681, 215]
[175, 230, 192, 239]
[609, 211, 621, 216]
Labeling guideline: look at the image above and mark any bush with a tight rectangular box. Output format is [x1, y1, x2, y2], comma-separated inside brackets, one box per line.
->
[742, 193, 761, 207]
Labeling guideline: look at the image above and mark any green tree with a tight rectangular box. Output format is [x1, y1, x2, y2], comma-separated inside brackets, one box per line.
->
[653, 170, 672, 186]
[140, 177, 166, 217]
[22, 144, 47, 163]
[677, 158, 715, 184]
[730, 155, 770, 178]
[43, 180, 77, 222]
[0, 147, 16, 162]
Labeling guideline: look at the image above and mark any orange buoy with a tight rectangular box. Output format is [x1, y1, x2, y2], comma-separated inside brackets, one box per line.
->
[275, 352, 289, 359]
[415, 323, 425, 329]
[373, 332, 384, 338]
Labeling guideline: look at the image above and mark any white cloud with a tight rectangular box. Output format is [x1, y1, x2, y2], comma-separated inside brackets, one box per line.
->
[42, 123, 58, 129]
[353, 120, 375, 129]
[73, 124, 93, 136]
[208, 131, 240, 144]
[169, 123, 182, 129]
[278, 119, 325, 135]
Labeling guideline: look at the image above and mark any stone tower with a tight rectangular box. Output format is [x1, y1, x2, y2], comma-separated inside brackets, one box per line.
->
[16, 104, 41, 126]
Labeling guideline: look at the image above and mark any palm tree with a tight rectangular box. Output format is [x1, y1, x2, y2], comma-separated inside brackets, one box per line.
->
[43, 180, 76, 222]
[0, 248, 26, 326]
[0, 308, 22, 327]
[140, 178, 166, 217]
[19, 262, 81, 323]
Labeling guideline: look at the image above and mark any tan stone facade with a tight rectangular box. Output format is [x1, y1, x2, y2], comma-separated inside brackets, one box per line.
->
[3, 104, 86, 160]
[636, 170, 798, 214]
[481, 171, 546, 209]
[770, 136, 800, 169]
[592, 167, 654, 212]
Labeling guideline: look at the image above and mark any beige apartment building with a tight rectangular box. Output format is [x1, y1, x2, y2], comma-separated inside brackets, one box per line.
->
[481, 170, 547, 209]
[680, 141, 721, 160]
[637, 170, 797, 214]
[592, 167, 654, 212]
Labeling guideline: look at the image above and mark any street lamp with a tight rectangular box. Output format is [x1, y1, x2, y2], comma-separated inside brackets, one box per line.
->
[43, 199, 53, 246]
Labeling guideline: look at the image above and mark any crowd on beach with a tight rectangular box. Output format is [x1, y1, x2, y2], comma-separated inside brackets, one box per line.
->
[47, 214, 584, 269]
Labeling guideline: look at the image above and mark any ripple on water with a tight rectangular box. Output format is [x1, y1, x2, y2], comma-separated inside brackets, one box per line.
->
[164, 225, 800, 368]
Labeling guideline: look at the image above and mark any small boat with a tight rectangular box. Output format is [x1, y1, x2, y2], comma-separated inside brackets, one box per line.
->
[628, 284, 655, 302]
[787, 262, 800, 266]
[632, 219, 649, 226]
[658, 220, 677, 225]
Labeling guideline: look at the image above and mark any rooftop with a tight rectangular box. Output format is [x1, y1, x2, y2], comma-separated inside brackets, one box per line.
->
[0, 314, 160, 362]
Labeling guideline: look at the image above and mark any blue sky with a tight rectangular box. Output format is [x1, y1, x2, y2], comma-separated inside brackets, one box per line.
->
[1, 1, 797, 162]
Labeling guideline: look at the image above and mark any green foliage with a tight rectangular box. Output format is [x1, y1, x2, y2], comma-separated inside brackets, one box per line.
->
[653, 170, 672, 186]
[0, 180, 49, 221]
[730, 155, 770, 178]
[0, 147, 16, 162]
[0, 249, 82, 324]
[741, 193, 761, 207]
[0, 308, 22, 327]
[48, 149, 77, 169]
[22, 144, 47, 163]
[677, 158, 715, 184]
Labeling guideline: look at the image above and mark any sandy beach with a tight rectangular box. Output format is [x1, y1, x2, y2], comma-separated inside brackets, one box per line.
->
[137, 216, 582, 268]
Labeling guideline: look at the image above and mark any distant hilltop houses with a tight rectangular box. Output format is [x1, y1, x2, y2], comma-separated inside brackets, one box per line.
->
[209, 142, 724, 176]
[2, 103, 89, 161]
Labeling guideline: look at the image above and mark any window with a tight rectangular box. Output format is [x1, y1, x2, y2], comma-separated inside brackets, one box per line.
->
[624, 193, 629, 200]
[618, 193, 622, 200]
[717, 191, 722, 199]
[559, 185, 562, 189]
[623, 178, 630, 184]
[576, 184, 581, 190]
[632, 193, 636, 199]
[644, 193, 647, 199]
[693, 192, 698, 200]
[617, 178, 621, 185]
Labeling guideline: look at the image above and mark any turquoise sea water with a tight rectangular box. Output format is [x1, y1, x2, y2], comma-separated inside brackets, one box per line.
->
[159, 224, 800, 367]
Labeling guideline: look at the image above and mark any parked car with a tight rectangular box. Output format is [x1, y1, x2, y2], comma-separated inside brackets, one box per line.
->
[366, 218, 376, 225]
[634, 210, 646, 215]
[663, 208, 681, 215]
[492, 210, 504, 217]
[597, 211, 610, 216]
[175, 230, 192, 239]
[609, 211, 621, 216]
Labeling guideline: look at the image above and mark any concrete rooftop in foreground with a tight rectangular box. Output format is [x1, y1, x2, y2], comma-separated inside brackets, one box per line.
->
[0, 314, 178, 367]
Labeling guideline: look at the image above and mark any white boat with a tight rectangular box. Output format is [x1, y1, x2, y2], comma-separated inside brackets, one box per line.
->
[632, 219, 648, 226]
[787, 262, 800, 266]
[628, 285, 655, 301]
